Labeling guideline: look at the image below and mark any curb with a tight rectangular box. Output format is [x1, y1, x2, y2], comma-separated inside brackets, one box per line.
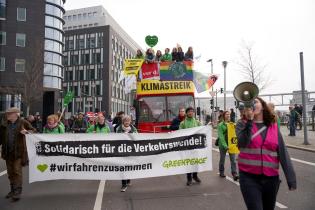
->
[285, 144, 315, 153]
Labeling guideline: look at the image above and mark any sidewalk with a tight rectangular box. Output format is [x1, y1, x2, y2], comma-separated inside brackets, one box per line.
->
[212, 125, 315, 152]
[280, 125, 315, 152]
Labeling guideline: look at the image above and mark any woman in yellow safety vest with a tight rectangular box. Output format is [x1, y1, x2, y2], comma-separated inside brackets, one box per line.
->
[217, 111, 239, 181]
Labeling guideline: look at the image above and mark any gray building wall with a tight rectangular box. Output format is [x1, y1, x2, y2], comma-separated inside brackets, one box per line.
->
[0, 0, 66, 118]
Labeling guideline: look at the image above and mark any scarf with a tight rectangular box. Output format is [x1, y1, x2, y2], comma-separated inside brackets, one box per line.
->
[178, 115, 185, 122]
[122, 125, 132, 133]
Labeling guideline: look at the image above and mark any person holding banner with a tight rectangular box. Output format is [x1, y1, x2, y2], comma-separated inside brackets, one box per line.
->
[116, 115, 138, 192]
[0, 107, 36, 202]
[217, 111, 239, 180]
[43, 115, 65, 134]
[236, 97, 296, 210]
[170, 108, 186, 131]
[87, 112, 111, 133]
[72, 112, 88, 133]
[179, 107, 202, 186]
[145, 48, 155, 64]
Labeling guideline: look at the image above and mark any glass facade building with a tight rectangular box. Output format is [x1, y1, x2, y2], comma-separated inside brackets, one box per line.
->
[44, 0, 65, 89]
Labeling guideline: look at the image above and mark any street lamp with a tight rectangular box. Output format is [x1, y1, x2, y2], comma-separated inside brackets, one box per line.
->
[91, 80, 96, 112]
[222, 61, 228, 110]
[207, 59, 214, 122]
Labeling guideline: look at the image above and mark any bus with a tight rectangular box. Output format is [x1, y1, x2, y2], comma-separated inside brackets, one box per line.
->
[135, 61, 195, 133]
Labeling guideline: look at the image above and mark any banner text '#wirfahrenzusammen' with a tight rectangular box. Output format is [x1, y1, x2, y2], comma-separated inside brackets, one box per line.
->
[36, 134, 206, 158]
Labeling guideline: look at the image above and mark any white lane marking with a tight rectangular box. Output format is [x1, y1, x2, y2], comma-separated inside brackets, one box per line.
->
[276, 202, 288, 209]
[291, 158, 315, 167]
[225, 175, 240, 186]
[93, 180, 106, 210]
[213, 149, 288, 209]
[0, 170, 7, 177]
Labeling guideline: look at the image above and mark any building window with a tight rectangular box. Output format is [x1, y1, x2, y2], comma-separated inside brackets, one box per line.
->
[17, 8, 26, 21]
[69, 40, 74, 50]
[0, 31, 6, 45]
[0, 0, 6, 19]
[15, 59, 25, 72]
[0, 57, 5, 71]
[16, 33, 26, 47]
[70, 55, 79, 65]
[87, 37, 95, 48]
[78, 39, 84, 49]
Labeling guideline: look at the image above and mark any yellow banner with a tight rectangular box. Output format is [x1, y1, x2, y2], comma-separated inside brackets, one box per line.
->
[137, 80, 195, 95]
[123, 59, 144, 75]
[227, 122, 240, 154]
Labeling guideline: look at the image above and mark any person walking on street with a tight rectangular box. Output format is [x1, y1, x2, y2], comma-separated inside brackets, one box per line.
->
[217, 111, 239, 180]
[236, 97, 296, 210]
[170, 108, 186, 131]
[116, 115, 138, 192]
[179, 107, 202, 186]
[230, 108, 236, 123]
[87, 112, 111, 133]
[72, 112, 88, 133]
[43, 115, 65, 134]
[0, 107, 36, 202]
[289, 106, 296, 136]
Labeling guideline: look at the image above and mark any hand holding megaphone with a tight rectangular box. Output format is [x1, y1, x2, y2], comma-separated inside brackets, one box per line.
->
[233, 82, 259, 108]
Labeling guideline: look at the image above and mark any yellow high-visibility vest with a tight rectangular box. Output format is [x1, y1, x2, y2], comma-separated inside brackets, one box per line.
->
[227, 122, 240, 154]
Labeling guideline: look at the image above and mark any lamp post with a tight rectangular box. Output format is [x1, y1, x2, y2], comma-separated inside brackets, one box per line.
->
[91, 80, 96, 113]
[222, 61, 228, 110]
[207, 59, 214, 122]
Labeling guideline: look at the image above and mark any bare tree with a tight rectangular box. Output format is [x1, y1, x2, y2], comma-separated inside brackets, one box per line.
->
[0, 41, 43, 115]
[236, 40, 272, 91]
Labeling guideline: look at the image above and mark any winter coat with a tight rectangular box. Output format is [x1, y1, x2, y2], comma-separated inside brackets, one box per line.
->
[179, 117, 201, 129]
[116, 124, 138, 133]
[0, 118, 35, 164]
[43, 123, 65, 134]
[170, 116, 184, 131]
[87, 123, 111, 133]
[161, 53, 172, 61]
[218, 121, 228, 150]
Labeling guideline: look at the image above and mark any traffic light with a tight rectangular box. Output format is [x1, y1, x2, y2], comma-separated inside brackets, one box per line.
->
[210, 99, 214, 105]
[220, 88, 224, 93]
[197, 107, 201, 115]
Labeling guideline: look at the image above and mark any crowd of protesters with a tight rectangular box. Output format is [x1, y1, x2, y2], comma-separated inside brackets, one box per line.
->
[0, 100, 297, 209]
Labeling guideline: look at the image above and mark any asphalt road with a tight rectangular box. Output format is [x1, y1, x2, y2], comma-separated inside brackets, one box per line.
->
[0, 147, 314, 210]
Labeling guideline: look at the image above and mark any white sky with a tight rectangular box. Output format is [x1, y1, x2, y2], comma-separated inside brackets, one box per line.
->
[65, 0, 315, 97]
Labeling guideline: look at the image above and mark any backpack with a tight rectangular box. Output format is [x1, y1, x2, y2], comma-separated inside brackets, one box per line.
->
[295, 111, 301, 121]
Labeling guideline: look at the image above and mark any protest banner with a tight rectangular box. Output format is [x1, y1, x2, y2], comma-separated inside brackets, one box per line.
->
[123, 59, 144, 75]
[26, 126, 212, 183]
[141, 62, 160, 80]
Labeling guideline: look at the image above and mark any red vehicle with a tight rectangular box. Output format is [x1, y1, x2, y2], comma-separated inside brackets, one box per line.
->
[135, 61, 195, 133]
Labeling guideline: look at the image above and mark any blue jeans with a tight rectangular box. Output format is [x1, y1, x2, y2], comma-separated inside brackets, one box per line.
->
[219, 148, 237, 175]
[239, 172, 281, 210]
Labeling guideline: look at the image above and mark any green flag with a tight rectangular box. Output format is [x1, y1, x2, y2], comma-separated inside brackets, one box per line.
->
[63, 91, 74, 107]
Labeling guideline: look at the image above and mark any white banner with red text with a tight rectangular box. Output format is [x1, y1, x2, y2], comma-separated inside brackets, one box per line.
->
[26, 126, 212, 183]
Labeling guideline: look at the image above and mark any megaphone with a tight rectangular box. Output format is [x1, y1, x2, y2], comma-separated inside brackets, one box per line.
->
[233, 82, 259, 107]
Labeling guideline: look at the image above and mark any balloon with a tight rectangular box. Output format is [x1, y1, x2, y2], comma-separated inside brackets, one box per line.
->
[145, 35, 158, 48]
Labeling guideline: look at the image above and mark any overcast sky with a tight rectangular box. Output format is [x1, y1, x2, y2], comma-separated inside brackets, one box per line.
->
[65, 0, 315, 97]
